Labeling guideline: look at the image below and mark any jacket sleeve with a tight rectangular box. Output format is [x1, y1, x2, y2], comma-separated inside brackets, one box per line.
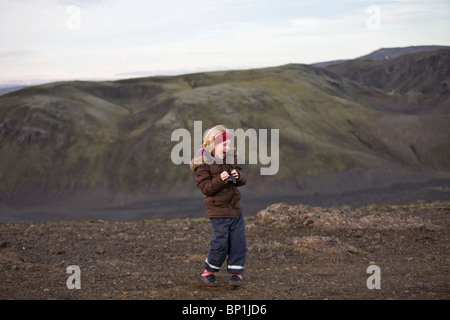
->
[195, 165, 226, 197]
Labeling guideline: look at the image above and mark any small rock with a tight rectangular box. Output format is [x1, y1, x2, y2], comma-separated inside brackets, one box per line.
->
[0, 241, 9, 248]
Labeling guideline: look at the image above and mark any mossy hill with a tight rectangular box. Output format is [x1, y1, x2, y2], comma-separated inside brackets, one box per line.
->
[0, 49, 449, 210]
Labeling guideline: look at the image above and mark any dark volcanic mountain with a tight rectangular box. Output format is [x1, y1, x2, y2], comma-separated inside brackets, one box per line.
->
[356, 45, 450, 61]
[312, 45, 450, 67]
[0, 48, 449, 213]
[327, 49, 450, 111]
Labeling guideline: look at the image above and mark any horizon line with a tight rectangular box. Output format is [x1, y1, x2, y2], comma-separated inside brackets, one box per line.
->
[1, 44, 449, 88]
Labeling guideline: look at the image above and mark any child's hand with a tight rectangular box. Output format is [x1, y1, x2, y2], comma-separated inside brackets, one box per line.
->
[220, 171, 230, 181]
[230, 169, 239, 179]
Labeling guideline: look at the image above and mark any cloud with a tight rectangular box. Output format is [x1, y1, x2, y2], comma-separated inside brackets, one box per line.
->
[373, 0, 450, 24]
[0, 0, 448, 84]
[288, 16, 357, 31]
[57, 0, 117, 8]
[0, 49, 35, 58]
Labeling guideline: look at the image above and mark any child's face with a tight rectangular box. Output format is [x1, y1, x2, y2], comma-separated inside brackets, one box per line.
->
[214, 140, 230, 159]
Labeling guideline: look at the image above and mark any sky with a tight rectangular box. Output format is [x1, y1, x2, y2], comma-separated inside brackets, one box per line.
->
[0, 0, 449, 85]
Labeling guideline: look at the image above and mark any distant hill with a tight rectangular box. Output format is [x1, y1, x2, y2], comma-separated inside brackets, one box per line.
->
[0, 47, 449, 211]
[312, 45, 450, 67]
[356, 45, 450, 61]
[326, 49, 450, 111]
[0, 85, 27, 97]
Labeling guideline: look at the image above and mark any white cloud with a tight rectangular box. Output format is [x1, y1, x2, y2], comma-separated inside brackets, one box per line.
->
[378, 0, 450, 23]
[0, 0, 448, 84]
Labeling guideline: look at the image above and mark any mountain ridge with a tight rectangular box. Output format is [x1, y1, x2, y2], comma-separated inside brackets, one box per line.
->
[0, 47, 449, 214]
[312, 45, 450, 68]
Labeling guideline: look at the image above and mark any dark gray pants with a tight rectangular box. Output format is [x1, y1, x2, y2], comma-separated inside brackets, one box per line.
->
[204, 212, 246, 274]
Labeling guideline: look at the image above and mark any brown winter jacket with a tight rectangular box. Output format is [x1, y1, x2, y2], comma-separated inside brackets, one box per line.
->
[190, 154, 246, 219]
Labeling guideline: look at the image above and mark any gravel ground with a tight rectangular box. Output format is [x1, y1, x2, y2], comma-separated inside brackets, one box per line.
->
[0, 201, 448, 300]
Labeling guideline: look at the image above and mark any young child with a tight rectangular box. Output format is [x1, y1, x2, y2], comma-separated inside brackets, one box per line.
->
[190, 125, 247, 287]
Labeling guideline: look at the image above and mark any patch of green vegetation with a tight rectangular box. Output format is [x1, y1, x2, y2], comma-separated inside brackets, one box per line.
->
[141, 218, 167, 224]
[187, 217, 209, 223]
[275, 224, 292, 230]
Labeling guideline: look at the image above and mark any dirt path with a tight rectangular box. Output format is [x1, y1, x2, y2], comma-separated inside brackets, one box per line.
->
[0, 201, 449, 300]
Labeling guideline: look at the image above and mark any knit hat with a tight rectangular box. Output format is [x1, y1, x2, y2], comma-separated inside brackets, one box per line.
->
[214, 132, 231, 145]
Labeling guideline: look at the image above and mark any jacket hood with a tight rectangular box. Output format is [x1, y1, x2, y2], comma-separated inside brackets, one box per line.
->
[190, 156, 205, 172]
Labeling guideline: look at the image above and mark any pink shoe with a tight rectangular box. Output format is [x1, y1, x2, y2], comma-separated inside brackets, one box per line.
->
[229, 274, 242, 286]
[201, 270, 219, 287]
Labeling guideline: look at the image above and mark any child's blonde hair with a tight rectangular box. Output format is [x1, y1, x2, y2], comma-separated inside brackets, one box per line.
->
[202, 124, 228, 156]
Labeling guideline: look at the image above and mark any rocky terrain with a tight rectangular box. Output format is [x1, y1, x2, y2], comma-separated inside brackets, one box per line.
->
[1, 201, 448, 300]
